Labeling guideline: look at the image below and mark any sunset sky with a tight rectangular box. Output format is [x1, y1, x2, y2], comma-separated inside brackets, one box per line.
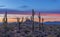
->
[0, 0, 60, 22]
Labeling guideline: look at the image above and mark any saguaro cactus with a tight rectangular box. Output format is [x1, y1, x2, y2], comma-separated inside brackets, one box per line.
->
[16, 17, 24, 33]
[31, 9, 35, 32]
[17, 18, 21, 31]
[42, 18, 44, 32]
[38, 12, 41, 31]
[3, 11, 9, 37]
[3, 11, 8, 30]
[30, 9, 35, 37]
[3, 11, 7, 26]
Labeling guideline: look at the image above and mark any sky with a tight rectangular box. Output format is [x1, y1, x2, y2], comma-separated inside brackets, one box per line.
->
[0, 0, 60, 22]
[0, 0, 60, 11]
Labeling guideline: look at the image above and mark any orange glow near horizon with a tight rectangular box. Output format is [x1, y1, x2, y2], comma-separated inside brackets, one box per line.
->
[0, 13, 60, 22]
[0, 18, 60, 22]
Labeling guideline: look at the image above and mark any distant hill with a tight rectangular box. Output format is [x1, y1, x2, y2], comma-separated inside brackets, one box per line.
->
[44, 21, 60, 25]
[0, 20, 60, 25]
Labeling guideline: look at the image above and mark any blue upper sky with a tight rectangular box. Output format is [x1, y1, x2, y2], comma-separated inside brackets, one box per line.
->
[0, 0, 60, 11]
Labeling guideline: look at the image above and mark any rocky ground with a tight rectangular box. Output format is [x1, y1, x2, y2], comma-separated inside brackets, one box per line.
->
[0, 20, 60, 37]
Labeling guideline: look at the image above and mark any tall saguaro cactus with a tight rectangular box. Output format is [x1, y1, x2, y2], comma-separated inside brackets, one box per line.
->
[3, 11, 8, 30]
[42, 18, 44, 26]
[31, 9, 35, 33]
[42, 18, 44, 32]
[17, 18, 21, 31]
[3, 11, 7, 26]
[3, 11, 9, 37]
[38, 12, 41, 31]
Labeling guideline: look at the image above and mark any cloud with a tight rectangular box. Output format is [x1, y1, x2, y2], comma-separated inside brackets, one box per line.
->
[0, 5, 5, 8]
[21, 0, 30, 1]
[19, 5, 29, 8]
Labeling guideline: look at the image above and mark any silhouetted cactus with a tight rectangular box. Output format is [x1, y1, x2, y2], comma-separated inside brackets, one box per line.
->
[38, 12, 41, 31]
[31, 9, 35, 37]
[3, 11, 7, 27]
[42, 18, 44, 32]
[2, 11, 9, 37]
[16, 17, 24, 33]
[31, 9, 35, 32]
[17, 18, 21, 31]
[42, 18, 44, 26]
